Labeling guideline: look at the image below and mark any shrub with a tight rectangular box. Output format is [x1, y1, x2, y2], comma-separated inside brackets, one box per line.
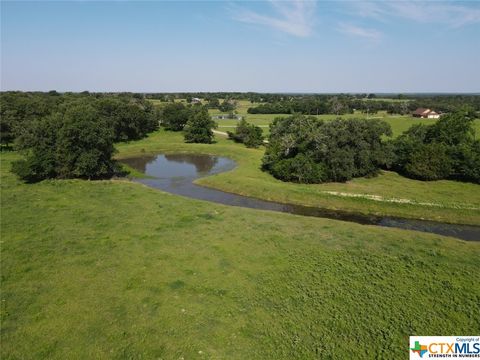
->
[270, 154, 327, 183]
[227, 119, 264, 148]
[11, 149, 57, 183]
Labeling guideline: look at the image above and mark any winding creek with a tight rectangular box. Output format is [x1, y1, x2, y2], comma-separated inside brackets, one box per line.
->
[120, 153, 480, 241]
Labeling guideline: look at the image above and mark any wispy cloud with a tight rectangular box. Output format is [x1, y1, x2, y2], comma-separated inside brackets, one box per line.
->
[388, 1, 480, 28]
[337, 22, 382, 41]
[232, 0, 317, 37]
[349, 1, 386, 21]
[350, 1, 480, 28]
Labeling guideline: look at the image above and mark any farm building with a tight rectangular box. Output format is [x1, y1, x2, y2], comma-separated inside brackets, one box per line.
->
[191, 97, 202, 104]
[412, 108, 440, 119]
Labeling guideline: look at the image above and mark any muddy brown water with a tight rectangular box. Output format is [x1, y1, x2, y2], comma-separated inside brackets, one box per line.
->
[121, 154, 480, 241]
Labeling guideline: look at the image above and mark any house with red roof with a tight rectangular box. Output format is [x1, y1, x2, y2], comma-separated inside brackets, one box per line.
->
[412, 108, 440, 119]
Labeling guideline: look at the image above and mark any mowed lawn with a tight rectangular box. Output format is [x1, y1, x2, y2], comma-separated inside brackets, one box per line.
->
[1, 151, 479, 359]
[116, 130, 480, 225]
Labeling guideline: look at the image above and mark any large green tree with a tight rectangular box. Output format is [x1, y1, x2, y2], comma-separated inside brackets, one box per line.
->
[391, 110, 479, 183]
[262, 115, 392, 183]
[218, 99, 236, 112]
[160, 103, 191, 131]
[183, 107, 216, 144]
[12, 103, 117, 182]
[97, 98, 158, 141]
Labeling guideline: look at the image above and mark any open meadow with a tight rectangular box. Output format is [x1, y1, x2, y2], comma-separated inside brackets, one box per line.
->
[2, 145, 480, 359]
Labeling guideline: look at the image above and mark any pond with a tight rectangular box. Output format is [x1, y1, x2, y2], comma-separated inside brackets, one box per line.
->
[120, 154, 480, 241]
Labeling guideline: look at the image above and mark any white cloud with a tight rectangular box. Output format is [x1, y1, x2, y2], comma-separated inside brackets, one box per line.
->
[232, 0, 317, 37]
[350, 1, 480, 28]
[388, 1, 480, 28]
[337, 22, 382, 41]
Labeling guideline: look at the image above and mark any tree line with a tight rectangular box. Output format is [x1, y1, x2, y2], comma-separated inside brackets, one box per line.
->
[3, 91, 478, 185]
[247, 97, 352, 115]
[247, 95, 480, 116]
[139, 92, 480, 115]
[262, 111, 479, 184]
[1, 91, 158, 146]
[2, 92, 159, 182]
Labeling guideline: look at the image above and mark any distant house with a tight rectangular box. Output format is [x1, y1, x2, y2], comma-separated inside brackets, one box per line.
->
[191, 97, 202, 104]
[212, 114, 243, 121]
[412, 108, 440, 119]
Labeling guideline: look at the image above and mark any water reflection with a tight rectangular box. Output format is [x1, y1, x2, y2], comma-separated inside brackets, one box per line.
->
[121, 155, 156, 173]
[164, 154, 218, 174]
[120, 153, 480, 241]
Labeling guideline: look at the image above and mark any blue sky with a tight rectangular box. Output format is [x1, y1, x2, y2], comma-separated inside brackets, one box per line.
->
[1, 1, 479, 93]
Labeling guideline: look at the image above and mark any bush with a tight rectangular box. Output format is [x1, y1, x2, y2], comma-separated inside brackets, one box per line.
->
[11, 150, 57, 183]
[227, 119, 264, 148]
[270, 154, 327, 183]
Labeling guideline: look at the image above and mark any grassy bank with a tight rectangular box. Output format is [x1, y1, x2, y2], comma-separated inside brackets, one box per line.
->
[1, 151, 479, 359]
[116, 130, 480, 225]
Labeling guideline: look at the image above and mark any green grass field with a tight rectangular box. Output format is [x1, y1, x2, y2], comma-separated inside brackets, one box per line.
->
[213, 113, 436, 137]
[149, 98, 480, 137]
[116, 130, 480, 225]
[213, 112, 480, 138]
[2, 149, 479, 359]
[209, 103, 480, 138]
